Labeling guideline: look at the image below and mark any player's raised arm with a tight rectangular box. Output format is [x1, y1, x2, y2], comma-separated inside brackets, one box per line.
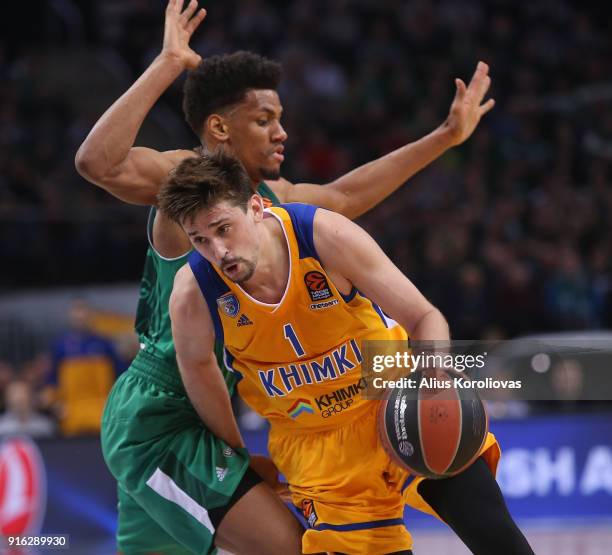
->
[75, 0, 206, 205]
[313, 208, 450, 341]
[277, 62, 495, 219]
[170, 265, 245, 449]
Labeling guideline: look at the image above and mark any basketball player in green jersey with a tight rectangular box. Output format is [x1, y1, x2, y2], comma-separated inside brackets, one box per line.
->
[75, 1, 494, 553]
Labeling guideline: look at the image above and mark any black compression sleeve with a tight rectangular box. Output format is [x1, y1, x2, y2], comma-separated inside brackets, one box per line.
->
[417, 457, 534, 555]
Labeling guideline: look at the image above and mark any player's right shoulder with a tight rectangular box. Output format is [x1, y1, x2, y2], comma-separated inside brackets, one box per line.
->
[172, 264, 199, 300]
[170, 265, 214, 335]
[171, 265, 206, 312]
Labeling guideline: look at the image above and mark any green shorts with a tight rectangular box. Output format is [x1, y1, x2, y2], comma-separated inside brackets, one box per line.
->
[101, 351, 249, 555]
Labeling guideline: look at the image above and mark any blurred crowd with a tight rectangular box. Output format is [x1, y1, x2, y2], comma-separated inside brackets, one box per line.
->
[0, 299, 128, 439]
[1, 0, 611, 344]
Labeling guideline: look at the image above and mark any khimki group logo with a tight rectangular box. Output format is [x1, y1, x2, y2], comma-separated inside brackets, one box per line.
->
[287, 398, 315, 419]
[0, 436, 47, 537]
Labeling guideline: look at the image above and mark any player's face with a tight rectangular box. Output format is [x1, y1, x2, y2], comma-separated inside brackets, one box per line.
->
[183, 197, 263, 284]
[225, 90, 288, 182]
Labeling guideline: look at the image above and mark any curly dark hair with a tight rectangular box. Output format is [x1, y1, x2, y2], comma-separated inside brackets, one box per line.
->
[183, 51, 282, 137]
[157, 151, 252, 225]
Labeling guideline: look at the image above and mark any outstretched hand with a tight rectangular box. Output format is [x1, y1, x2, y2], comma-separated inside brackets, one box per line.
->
[445, 61, 495, 146]
[162, 0, 206, 70]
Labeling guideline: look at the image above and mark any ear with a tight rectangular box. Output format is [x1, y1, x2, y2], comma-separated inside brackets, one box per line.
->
[206, 114, 230, 142]
[250, 194, 265, 222]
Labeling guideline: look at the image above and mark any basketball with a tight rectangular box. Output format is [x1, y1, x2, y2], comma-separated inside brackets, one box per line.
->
[377, 368, 488, 479]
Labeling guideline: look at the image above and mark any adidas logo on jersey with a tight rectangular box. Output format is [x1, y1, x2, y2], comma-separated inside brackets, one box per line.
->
[237, 314, 253, 327]
[216, 466, 228, 482]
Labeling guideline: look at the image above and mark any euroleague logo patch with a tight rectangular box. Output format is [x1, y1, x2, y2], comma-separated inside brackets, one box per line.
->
[0, 436, 47, 536]
[304, 271, 332, 302]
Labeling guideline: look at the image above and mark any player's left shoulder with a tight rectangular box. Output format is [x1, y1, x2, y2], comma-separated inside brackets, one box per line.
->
[312, 205, 350, 235]
[308, 208, 352, 259]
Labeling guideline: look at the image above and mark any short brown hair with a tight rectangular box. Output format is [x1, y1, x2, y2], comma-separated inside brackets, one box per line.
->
[157, 151, 252, 225]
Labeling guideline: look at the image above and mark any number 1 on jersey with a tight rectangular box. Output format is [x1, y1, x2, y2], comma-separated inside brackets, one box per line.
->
[283, 323, 306, 357]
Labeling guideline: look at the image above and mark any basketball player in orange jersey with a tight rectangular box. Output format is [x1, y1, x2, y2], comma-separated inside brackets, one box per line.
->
[162, 152, 534, 555]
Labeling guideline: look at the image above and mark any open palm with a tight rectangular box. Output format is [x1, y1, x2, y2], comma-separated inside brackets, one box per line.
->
[162, 0, 206, 70]
[446, 61, 496, 146]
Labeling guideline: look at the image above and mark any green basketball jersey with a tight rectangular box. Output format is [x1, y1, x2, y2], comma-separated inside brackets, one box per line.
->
[133, 183, 281, 387]
[134, 208, 187, 367]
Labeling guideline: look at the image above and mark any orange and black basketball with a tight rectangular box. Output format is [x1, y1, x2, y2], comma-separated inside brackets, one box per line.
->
[377, 368, 488, 479]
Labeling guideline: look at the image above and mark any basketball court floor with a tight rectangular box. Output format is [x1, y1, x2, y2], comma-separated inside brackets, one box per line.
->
[29, 519, 611, 555]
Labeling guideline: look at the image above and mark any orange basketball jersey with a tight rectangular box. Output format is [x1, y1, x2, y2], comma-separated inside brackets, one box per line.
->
[188, 204, 408, 433]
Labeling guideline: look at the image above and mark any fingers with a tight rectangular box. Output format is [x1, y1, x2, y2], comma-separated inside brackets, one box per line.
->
[467, 61, 492, 102]
[454, 78, 467, 101]
[469, 61, 489, 87]
[479, 98, 496, 116]
[180, 0, 199, 24]
[186, 8, 207, 35]
[479, 74, 492, 99]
